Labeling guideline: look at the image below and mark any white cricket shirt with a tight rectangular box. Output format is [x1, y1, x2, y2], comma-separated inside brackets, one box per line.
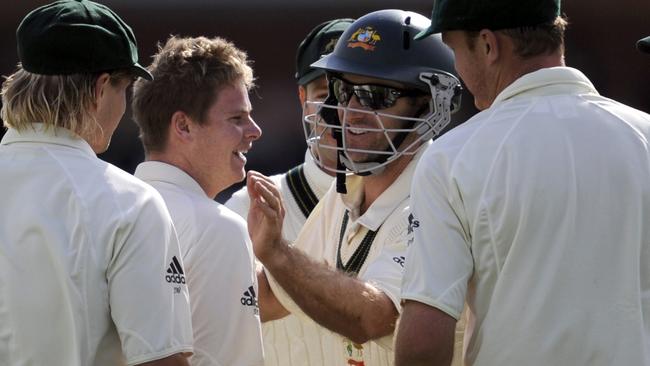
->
[0, 124, 193, 366]
[226, 150, 335, 366]
[403, 67, 650, 365]
[266, 145, 431, 366]
[135, 161, 263, 366]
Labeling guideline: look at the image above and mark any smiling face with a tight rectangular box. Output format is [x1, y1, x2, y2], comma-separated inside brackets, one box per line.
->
[335, 73, 426, 165]
[190, 79, 261, 197]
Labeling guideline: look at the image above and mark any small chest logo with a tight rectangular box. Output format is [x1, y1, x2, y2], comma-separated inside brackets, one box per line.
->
[407, 213, 420, 235]
[165, 256, 186, 284]
[407, 213, 420, 247]
[345, 340, 365, 365]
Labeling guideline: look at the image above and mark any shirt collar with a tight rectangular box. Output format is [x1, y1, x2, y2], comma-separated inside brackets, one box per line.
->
[134, 161, 207, 197]
[493, 67, 599, 106]
[0, 123, 96, 157]
[342, 140, 431, 231]
[302, 149, 335, 200]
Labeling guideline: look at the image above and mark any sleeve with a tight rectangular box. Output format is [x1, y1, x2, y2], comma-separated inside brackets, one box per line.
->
[107, 189, 193, 365]
[359, 206, 410, 314]
[400, 149, 473, 320]
[184, 210, 263, 366]
[224, 185, 251, 220]
[348, 207, 409, 351]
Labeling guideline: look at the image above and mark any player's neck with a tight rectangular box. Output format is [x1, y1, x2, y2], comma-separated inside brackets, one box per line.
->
[359, 154, 411, 215]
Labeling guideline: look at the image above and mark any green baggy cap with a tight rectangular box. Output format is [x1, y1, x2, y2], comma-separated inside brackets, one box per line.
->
[637, 36, 650, 54]
[295, 18, 354, 86]
[17, 0, 152, 80]
[415, 0, 561, 40]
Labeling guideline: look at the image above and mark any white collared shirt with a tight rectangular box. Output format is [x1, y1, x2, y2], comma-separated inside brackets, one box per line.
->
[266, 143, 431, 366]
[403, 67, 650, 365]
[226, 150, 334, 366]
[0, 124, 193, 366]
[135, 161, 263, 366]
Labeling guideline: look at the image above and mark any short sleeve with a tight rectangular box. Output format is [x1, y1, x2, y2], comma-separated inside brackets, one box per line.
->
[400, 149, 473, 320]
[107, 189, 193, 365]
[225, 185, 251, 220]
[360, 208, 410, 314]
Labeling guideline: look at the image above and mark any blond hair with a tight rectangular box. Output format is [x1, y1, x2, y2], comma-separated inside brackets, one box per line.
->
[132, 36, 255, 153]
[1, 65, 132, 140]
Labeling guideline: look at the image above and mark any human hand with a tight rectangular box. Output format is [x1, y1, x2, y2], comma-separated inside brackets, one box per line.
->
[246, 170, 286, 263]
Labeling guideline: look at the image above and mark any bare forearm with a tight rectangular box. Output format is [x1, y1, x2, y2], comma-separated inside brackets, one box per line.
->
[262, 240, 397, 344]
[136, 353, 190, 366]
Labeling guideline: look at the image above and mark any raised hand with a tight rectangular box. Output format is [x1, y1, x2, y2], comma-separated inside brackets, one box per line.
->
[246, 170, 286, 262]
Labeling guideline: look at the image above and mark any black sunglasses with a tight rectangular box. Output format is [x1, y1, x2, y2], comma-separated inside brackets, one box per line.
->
[329, 75, 424, 110]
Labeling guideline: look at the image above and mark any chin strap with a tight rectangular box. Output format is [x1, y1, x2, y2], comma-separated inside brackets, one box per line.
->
[320, 90, 348, 194]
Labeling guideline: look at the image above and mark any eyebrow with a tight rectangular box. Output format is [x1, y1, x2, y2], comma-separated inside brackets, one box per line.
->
[226, 108, 252, 116]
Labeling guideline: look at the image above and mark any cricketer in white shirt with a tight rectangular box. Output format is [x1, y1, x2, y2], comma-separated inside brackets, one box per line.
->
[136, 161, 264, 366]
[402, 67, 650, 365]
[0, 125, 193, 365]
[264, 145, 427, 366]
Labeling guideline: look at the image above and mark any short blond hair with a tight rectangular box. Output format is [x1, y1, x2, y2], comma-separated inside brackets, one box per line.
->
[1, 65, 131, 140]
[132, 36, 254, 154]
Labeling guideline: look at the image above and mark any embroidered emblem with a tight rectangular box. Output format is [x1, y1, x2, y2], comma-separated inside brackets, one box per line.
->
[347, 27, 381, 51]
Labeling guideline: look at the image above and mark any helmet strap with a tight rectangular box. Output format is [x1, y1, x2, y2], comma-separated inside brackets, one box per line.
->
[319, 85, 349, 194]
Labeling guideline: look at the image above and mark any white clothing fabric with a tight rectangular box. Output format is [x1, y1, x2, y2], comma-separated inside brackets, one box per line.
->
[266, 145, 431, 366]
[227, 150, 332, 238]
[0, 125, 193, 366]
[135, 161, 263, 366]
[403, 67, 650, 365]
[226, 150, 335, 366]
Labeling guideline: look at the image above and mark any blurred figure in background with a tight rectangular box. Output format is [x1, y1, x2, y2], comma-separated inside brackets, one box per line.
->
[638, 35, 650, 54]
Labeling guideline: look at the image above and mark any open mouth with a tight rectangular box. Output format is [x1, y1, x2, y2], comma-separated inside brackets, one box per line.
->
[233, 149, 248, 160]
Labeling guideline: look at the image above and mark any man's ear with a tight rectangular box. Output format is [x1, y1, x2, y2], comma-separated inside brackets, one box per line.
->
[479, 29, 500, 65]
[298, 85, 307, 107]
[94, 73, 111, 104]
[170, 110, 193, 142]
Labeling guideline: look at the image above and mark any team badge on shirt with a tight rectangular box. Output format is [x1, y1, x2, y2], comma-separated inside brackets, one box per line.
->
[344, 339, 365, 365]
[347, 27, 381, 51]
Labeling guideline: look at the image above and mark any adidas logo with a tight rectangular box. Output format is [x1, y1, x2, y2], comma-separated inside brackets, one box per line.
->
[165, 256, 186, 284]
[240, 285, 258, 307]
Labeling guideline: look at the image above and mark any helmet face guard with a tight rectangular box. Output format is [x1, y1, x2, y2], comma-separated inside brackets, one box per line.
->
[303, 9, 464, 191]
[303, 70, 461, 175]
